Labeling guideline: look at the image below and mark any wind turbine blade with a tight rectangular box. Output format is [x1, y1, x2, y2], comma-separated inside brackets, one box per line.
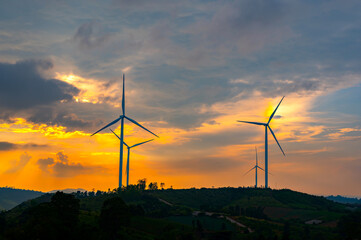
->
[109, 128, 121, 140]
[109, 128, 128, 147]
[91, 116, 123, 136]
[130, 139, 154, 148]
[124, 116, 159, 138]
[257, 166, 265, 172]
[257, 166, 272, 175]
[244, 166, 256, 176]
[237, 120, 265, 126]
[268, 126, 285, 156]
[268, 96, 285, 124]
[122, 74, 125, 115]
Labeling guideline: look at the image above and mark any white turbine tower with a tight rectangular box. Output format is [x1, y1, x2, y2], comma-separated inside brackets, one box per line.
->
[244, 147, 264, 188]
[110, 128, 154, 187]
[91, 74, 159, 189]
[238, 96, 285, 188]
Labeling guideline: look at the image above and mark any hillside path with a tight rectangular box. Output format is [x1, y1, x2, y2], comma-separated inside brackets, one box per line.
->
[157, 198, 253, 232]
[158, 198, 173, 206]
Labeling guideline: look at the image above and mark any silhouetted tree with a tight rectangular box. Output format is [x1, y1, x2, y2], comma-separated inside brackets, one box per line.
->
[7, 191, 80, 240]
[137, 178, 147, 190]
[99, 197, 130, 239]
[148, 182, 158, 190]
[52, 192, 79, 230]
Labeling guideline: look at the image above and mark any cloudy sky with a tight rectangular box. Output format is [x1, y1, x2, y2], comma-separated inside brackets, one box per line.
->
[0, 0, 360, 196]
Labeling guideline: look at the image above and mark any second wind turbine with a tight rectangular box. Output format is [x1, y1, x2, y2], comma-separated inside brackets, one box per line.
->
[110, 128, 154, 187]
[238, 96, 285, 188]
[91, 74, 159, 189]
[244, 147, 264, 188]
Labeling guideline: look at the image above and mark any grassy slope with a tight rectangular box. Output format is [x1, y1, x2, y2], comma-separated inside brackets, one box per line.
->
[151, 188, 345, 211]
[150, 187, 347, 239]
[2, 187, 353, 240]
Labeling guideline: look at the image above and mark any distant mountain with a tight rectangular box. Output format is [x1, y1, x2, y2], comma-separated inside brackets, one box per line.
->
[48, 188, 87, 194]
[0, 187, 43, 210]
[327, 195, 361, 204]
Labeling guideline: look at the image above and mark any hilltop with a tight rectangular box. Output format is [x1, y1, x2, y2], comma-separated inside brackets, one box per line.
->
[0, 186, 359, 239]
[0, 187, 88, 211]
[0, 187, 43, 210]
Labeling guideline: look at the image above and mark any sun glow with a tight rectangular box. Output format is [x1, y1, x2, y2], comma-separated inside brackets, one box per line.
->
[56, 73, 120, 106]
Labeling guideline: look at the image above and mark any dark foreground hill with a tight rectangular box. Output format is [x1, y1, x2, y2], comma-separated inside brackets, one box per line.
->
[0, 187, 43, 210]
[0, 186, 360, 240]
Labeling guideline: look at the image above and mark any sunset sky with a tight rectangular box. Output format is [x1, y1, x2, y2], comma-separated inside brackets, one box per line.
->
[0, 0, 360, 196]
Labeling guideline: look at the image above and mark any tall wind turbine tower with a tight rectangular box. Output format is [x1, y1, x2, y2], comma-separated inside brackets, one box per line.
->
[238, 97, 285, 188]
[91, 74, 159, 189]
[244, 147, 264, 188]
[110, 128, 154, 187]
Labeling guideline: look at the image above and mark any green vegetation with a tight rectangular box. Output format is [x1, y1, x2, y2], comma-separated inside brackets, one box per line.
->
[0, 183, 359, 239]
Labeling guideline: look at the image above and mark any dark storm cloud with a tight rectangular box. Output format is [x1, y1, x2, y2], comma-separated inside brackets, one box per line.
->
[0, 59, 98, 131]
[27, 106, 92, 130]
[37, 152, 106, 177]
[0, 59, 79, 110]
[0, 141, 48, 151]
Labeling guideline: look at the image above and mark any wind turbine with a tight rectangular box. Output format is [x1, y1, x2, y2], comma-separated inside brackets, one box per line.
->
[244, 147, 264, 188]
[238, 96, 285, 188]
[91, 74, 159, 189]
[110, 128, 154, 187]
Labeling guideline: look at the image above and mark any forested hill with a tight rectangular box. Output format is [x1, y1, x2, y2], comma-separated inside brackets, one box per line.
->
[1, 186, 360, 239]
[151, 187, 345, 212]
[0, 187, 43, 210]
